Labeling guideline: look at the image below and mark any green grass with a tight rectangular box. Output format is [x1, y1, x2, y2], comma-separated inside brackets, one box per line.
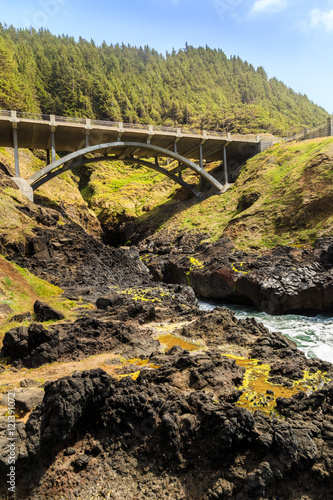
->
[154, 137, 333, 250]
[0, 256, 87, 341]
[75, 158, 181, 224]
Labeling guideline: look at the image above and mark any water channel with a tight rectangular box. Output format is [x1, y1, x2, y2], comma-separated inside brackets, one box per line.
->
[199, 300, 333, 364]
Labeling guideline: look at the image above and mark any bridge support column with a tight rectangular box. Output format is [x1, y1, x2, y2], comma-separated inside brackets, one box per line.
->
[10, 111, 20, 177]
[13, 128, 20, 177]
[199, 144, 205, 191]
[50, 115, 57, 162]
[173, 142, 182, 179]
[85, 118, 91, 148]
[51, 131, 56, 162]
[12, 177, 34, 202]
[46, 150, 50, 165]
[223, 146, 229, 185]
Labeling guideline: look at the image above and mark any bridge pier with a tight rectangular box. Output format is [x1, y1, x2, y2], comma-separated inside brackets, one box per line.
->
[223, 145, 228, 185]
[12, 177, 34, 202]
[50, 115, 57, 162]
[199, 143, 205, 191]
[10, 111, 20, 177]
[85, 118, 91, 148]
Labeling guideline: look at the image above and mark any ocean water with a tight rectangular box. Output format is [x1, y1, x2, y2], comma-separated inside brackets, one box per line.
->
[198, 300, 333, 364]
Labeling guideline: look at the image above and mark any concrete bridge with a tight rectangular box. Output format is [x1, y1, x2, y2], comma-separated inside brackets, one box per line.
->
[0, 110, 277, 201]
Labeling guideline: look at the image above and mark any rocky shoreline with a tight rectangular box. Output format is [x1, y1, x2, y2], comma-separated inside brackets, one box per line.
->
[140, 233, 333, 315]
[0, 193, 333, 499]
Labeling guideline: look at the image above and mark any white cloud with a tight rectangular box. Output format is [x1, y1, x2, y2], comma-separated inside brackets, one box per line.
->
[251, 0, 288, 14]
[310, 8, 333, 31]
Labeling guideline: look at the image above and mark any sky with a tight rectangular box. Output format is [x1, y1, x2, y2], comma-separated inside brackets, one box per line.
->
[0, 0, 333, 113]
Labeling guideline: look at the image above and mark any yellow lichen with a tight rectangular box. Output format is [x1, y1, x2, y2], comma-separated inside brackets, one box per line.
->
[231, 262, 248, 274]
[126, 358, 161, 369]
[118, 287, 162, 303]
[116, 370, 141, 381]
[189, 257, 204, 269]
[293, 369, 331, 393]
[226, 354, 331, 417]
[156, 334, 201, 352]
[186, 257, 205, 285]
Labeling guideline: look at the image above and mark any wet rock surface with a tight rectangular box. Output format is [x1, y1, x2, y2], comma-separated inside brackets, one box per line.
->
[140, 234, 333, 314]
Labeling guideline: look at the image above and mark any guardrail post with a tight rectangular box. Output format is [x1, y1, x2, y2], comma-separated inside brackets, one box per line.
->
[10, 110, 20, 177]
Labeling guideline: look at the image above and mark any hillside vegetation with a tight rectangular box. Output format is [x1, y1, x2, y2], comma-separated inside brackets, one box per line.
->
[1, 137, 332, 251]
[0, 24, 328, 135]
[128, 138, 333, 249]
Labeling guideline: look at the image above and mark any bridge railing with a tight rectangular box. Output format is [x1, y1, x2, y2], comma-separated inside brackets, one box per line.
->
[0, 110, 11, 118]
[90, 118, 118, 128]
[0, 109, 263, 142]
[55, 115, 86, 124]
[152, 124, 179, 133]
[285, 117, 333, 142]
[119, 122, 150, 131]
[17, 111, 50, 121]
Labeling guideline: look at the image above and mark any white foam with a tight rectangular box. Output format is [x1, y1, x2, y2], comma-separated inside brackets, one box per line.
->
[199, 300, 333, 364]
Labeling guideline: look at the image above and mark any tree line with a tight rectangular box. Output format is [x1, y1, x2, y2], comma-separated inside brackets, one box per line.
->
[0, 25, 328, 135]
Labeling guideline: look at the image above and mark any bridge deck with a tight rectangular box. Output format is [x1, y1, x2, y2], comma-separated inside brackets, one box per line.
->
[0, 110, 264, 162]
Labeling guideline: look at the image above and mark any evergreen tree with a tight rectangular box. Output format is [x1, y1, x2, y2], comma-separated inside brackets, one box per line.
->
[0, 25, 328, 135]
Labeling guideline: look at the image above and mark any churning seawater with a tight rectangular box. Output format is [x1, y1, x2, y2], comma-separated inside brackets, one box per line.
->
[198, 300, 333, 364]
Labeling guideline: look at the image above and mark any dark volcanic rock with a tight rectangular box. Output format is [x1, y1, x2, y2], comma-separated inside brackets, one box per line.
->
[1, 316, 144, 368]
[141, 236, 333, 314]
[10, 311, 32, 323]
[96, 293, 125, 309]
[0, 205, 152, 302]
[34, 300, 64, 322]
[1, 389, 44, 413]
[4, 368, 333, 500]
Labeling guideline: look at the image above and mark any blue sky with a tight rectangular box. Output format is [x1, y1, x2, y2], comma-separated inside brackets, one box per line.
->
[1, 0, 333, 113]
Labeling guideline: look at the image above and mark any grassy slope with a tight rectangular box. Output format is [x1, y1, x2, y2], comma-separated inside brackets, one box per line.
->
[0, 148, 97, 336]
[139, 138, 333, 250]
[0, 253, 91, 344]
[76, 158, 196, 227]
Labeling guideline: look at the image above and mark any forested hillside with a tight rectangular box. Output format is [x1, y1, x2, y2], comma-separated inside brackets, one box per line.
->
[0, 24, 328, 135]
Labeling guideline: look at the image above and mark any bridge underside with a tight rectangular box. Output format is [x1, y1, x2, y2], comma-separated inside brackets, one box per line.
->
[0, 115, 260, 163]
[1, 110, 276, 202]
[27, 142, 226, 197]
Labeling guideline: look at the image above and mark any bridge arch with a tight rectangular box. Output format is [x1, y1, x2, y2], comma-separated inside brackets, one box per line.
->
[27, 142, 224, 196]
